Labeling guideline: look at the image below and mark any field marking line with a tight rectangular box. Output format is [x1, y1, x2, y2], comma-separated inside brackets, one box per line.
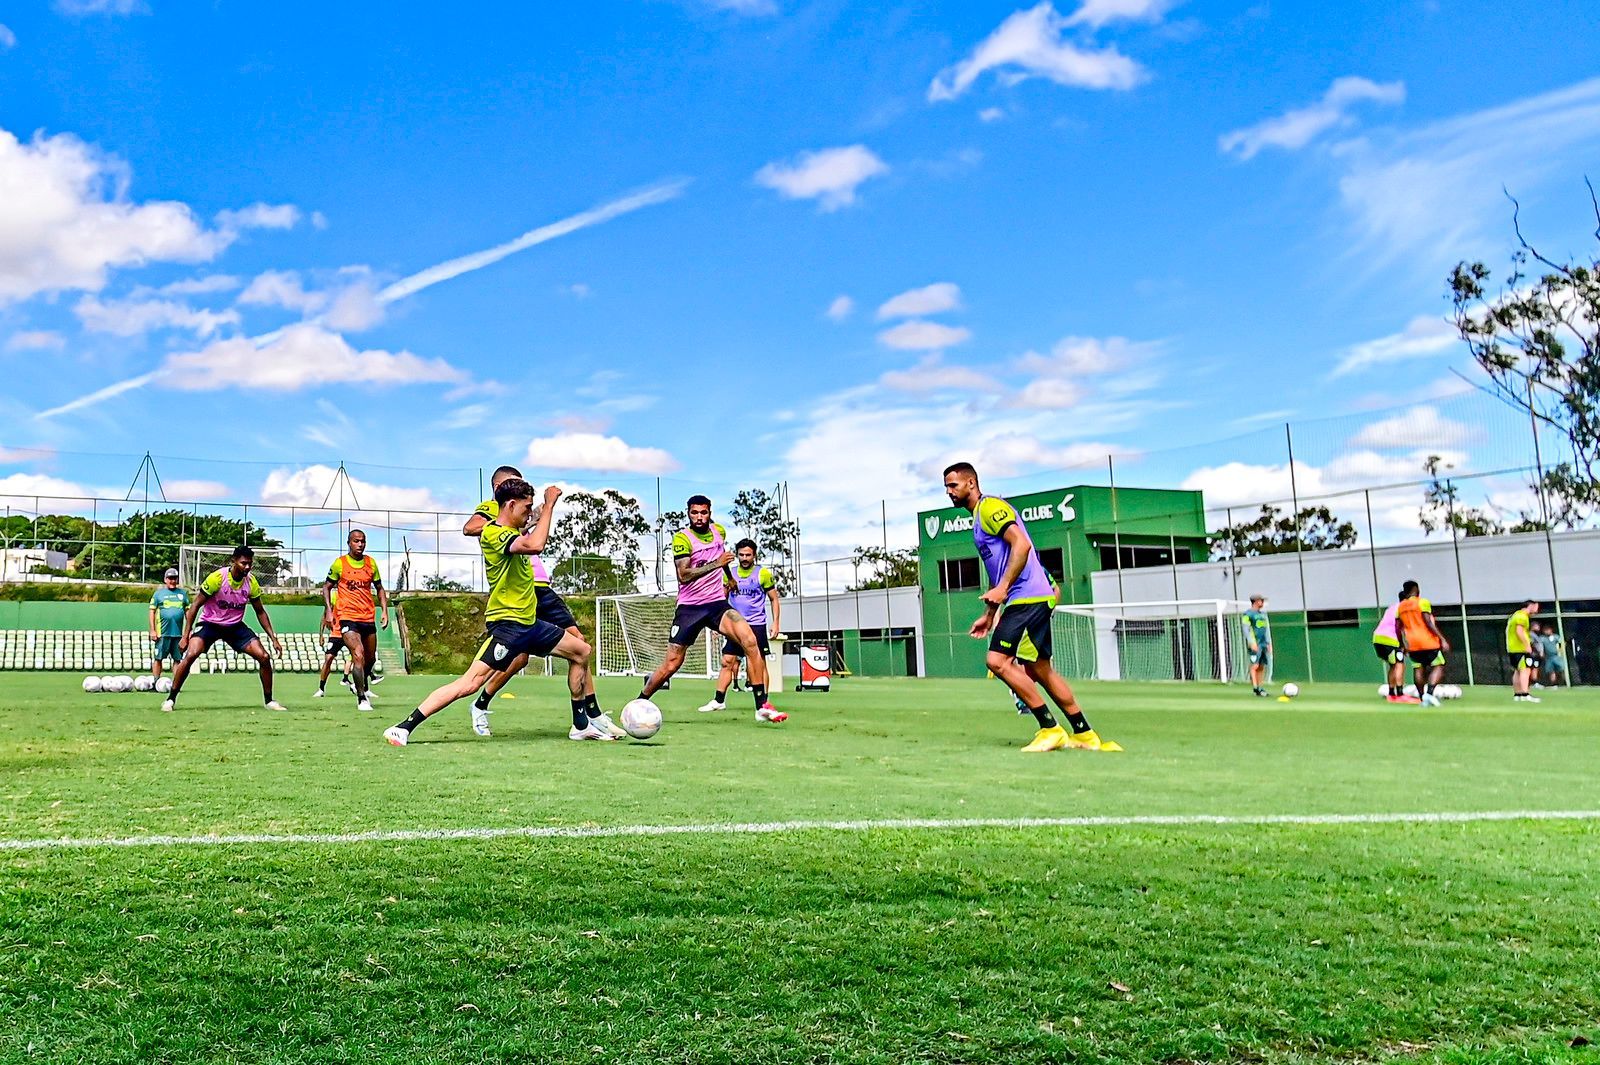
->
[3, 809, 1599, 853]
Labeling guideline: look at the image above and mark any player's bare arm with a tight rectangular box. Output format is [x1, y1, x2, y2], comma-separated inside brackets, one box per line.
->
[509, 486, 561, 555]
[678, 550, 734, 585]
[463, 513, 489, 538]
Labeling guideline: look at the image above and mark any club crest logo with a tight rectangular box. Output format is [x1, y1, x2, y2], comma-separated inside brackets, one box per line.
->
[494, 643, 508, 661]
[924, 515, 941, 539]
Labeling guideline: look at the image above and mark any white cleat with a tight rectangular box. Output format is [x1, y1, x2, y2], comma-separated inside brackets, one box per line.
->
[383, 725, 409, 747]
[471, 706, 493, 737]
[697, 699, 725, 713]
[1421, 693, 1441, 708]
[755, 704, 789, 723]
[161, 699, 174, 713]
[568, 721, 618, 741]
[312, 688, 325, 698]
[265, 700, 288, 712]
[1515, 694, 1542, 704]
[358, 699, 374, 713]
[590, 712, 627, 739]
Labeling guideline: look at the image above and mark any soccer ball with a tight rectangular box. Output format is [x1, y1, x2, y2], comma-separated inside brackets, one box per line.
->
[114, 675, 135, 693]
[371, 659, 384, 675]
[1281, 683, 1299, 698]
[99, 676, 119, 693]
[83, 676, 102, 693]
[1376, 683, 1390, 698]
[620, 698, 662, 740]
[133, 674, 155, 692]
[155, 676, 173, 694]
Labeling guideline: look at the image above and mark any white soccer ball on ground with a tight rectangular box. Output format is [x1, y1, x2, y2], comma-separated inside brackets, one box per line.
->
[620, 698, 663, 740]
[1377, 683, 1390, 698]
[371, 659, 384, 675]
[83, 676, 102, 693]
[1282, 683, 1300, 698]
[99, 676, 119, 692]
[116, 675, 136, 692]
[1403, 683, 1419, 698]
[133, 675, 156, 692]
[155, 676, 173, 694]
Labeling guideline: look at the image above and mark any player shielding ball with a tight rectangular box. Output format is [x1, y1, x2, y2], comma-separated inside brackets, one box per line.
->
[162, 545, 286, 713]
[384, 478, 600, 746]
[324, 528, 389, 713]
[699, 538, 782, 713]
[942, 463, 1119, 753]
[638, 494, 786, 723]
[1397, 581, 1450, 707]
[1372, 590, 1419, 704]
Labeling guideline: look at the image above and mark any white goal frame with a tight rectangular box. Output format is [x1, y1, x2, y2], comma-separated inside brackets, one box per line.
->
[177, 544, 310, 595]
[595, 593, 720, 679]
[1052, 598, 1252, 684]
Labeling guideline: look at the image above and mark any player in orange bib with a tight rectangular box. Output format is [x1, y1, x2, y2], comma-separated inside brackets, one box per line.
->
[323, 528, 389, 712]
[1396, 580, 1450, 708]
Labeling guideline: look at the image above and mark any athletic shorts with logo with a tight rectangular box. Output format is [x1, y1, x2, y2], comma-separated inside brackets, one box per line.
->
[322, 637, 344, 658]
[535, 586, 577, 631]
[1408, 648, 1444, 668]
[1373, 641, 1403, 665]
[194, 621, 260, 653]
[989, 601, 1053, 661]
[670, 600, 733, 648]
[477, 619, 565, 669]
[337, 619, 378, 637]
[1507, 651, 1538, 671]
[722, 623, 769, 659]
[153, 636, 183, 662]
[1250, 646, 1272, 667]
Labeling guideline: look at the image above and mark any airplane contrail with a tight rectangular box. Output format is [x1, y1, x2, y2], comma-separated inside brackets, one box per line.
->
[35, 178, 690, 420]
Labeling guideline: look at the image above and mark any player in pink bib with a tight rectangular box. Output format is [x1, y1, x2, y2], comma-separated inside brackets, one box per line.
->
[638, 494, 786, 723]
[164, 544, 286, 713]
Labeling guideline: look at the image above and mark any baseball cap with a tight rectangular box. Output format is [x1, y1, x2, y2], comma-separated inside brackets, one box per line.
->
[164, 568, 180, 579]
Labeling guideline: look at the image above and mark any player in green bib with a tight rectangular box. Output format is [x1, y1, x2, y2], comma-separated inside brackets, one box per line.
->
[1506, 599, 1541, 703]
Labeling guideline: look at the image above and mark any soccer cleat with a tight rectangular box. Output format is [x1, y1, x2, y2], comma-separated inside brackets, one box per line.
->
[357, 699, 374, 713]
[756, 704, 788, 723]
[1022, 725, 1069, 752]
[1253, 688, 1269, 698]
[1420, 692, 1441, 708]
[569, 721, 618, 741]
[383, 725, 409, 747]
[362, 689, 378, 702]
[1065, 729, 1124, 752]
[161, 698, 175, 713]
[1014, 694, 1030, 715]
[265, 700, 288, 712]
[471, 706, 493, 737]
[312, 688, 325, 699]
[697, 699, 724, 713]
[590, 713, 628, 739]
[1514, 694, 1541, 703]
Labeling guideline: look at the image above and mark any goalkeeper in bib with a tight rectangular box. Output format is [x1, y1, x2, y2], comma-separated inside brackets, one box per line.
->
[942, 463, 1120, 753]
[639, 495, 786, 723]
[698, 538, 782, 713]
[162, 545, 286, 713]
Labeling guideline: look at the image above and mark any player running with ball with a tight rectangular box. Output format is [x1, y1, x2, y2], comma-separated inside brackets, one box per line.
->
[942, 463, 1120, 753]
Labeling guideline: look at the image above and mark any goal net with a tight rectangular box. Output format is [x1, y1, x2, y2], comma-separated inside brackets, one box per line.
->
[1052, 599, 1252, 683]
[177, 545, 311, 595]
[596, 594, 720, 678]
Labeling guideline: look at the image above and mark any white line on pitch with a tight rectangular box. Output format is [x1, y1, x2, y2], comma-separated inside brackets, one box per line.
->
[2, 809, 1598, 853]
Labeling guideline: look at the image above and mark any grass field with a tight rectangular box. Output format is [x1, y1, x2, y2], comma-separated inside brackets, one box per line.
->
[3, 672, 1598, 1063]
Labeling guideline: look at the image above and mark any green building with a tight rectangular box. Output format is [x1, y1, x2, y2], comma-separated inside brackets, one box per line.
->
[917, 485, 1211, 677]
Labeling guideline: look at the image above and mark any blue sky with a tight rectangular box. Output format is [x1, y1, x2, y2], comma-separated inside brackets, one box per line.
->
[1, 0, 1597, 561]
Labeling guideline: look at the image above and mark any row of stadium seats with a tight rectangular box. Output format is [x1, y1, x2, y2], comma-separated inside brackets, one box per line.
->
[0, 630, 345, 673]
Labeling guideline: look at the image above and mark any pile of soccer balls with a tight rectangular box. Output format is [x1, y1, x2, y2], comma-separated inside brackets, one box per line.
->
[1375, 683, 1463, 699]
[83, 675, 172, 694]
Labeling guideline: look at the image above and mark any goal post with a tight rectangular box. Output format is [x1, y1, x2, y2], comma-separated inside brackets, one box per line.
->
[595, 594, 719, 679]
[1052, 599, 1251, 683]
[177, 545, 311, 595]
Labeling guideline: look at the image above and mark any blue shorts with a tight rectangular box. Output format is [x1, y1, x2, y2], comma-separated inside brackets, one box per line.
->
[535, 586, 578, 631]
[1250, 647, 1271, 667]
[194, 622, 261, 654]
[153, 635, 183, 662]
[477, 619, 565, 669]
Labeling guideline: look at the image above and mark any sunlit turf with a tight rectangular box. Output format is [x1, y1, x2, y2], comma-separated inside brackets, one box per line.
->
[2, 673, 1598, 1062]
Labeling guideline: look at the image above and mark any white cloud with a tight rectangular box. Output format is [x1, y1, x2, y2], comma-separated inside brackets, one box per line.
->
[926, 434, 1132, 478]
[0, 445, 49, 464]
[880, 355, 1003, 394]
[877, 282, 962, 320]
[825, 294, 854, 321]
[525, 432, 679, 475]
[5, 330, 65, 352]
[876, 320, 972, 351]
[1220, 77, 1404, 160]
[1018, 334, 1148, 376]
[260, 465, 448, 513]
[705, 0, 777, 12]
[56, 0, 146, 13]
[1007, 377, 1083, 409]
[0, 472, 91, 499]
[0, 24, 16, 49]
[310, 211, 329, 230]
[75, 294, 239, 337]
[755, 145, 889, 211]
[438, 403, 491, 431]
[1330, 315, 1459, 377]
[160, 323, 467, 392]
[150, 274, 239, 296]
[238, 269, 329, 315]
[978, 107, 1006, 123]
[164, 479, 229, 501]
[1065, 0, 1176, 28]
[0, 127, 230, 305]
[215, 203, 301, 232]
[1349, 405, 1479, 449]
[928, 2, 1147, 103]
[560, 282, 592, 299]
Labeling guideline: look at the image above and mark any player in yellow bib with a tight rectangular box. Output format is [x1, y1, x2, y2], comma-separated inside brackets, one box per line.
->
[1506, 599, 1541, 703]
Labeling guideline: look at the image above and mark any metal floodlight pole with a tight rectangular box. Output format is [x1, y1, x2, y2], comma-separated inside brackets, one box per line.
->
[1527, 379, 1568, 685]
[1363, 489, 1381, 609]
[1444, 474, 1475, 685]
[1284, 423, 1314, 683]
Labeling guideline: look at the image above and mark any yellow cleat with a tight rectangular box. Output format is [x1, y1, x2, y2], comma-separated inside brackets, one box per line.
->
[1022, 725, 1069, 752]
[1066, 729, 1124, 752]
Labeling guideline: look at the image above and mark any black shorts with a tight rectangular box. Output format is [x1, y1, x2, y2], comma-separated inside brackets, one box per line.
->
[1409, 648, 1443, 668]
[989, 601, 1053, 662]
[477, 620, 565, 670]
[723, 623, 770, 659]
[1374, 642, 1404, 665]
[194, 621, 260, 654]
[535, 586, 577, 631]
[322, 638, 343, 658]
[337, 619, 378, 638]
[670, 600, 733, 648]
[1508, 651, 1538, 671]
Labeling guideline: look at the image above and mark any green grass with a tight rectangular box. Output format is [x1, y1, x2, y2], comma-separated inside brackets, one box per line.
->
[2, 674, 1598, 1063]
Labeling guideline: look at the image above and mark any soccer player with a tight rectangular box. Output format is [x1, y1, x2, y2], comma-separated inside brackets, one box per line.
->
[698, 538, 782, 713]
[1538, 622, 1568, 688]
[1372, 589, 1419, 704]
[384, 478, 603, 746]
[147, 566, 189, 685]
[638, 495, 786, 723]
[1396, 581, 1450, 707]
[942, 462, 1119, 753]
[312, 604, 351, 698]
[324, 528, 388, 713]
[462, 466, 617, 739]
[1506, 599, 1541, 703]
[162, 545, 286, 712]
[1243, 595, 1271, 697]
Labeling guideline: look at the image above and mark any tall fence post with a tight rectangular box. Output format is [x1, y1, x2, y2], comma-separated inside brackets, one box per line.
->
[1363, 489, 1381, 609]
[1444, 475, 1475, 686]
[1284, 424, 1314, 683]
[1527, 384, 1569, 685]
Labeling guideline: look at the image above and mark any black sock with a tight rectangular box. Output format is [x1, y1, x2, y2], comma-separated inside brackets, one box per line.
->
[474, 689, 492, 711]
[572, 700, 589, 730]
[398, 709, 426, 733]
[1065, 710, 1090, 734]
[714, 689, 727, 704]
[1027, 703, 1058, 729]
[585, 694, 603, 719]
[752, 684, 767, 710]
[318, 677, 327, 691]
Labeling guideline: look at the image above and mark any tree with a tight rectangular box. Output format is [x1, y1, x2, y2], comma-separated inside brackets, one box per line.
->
[848, 546, 919, 590]
[1418, 455, 1544, 537]
[726, 488, 799, 589]
[546, 490, 651, 595]
[0, 509, 284, 581]
[1210, 504, 1357, 560]
[422, 574, 471, 592]
[1449, 185, 1600, 528]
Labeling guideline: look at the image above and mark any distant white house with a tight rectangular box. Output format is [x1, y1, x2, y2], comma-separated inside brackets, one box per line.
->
[0, 548, 69, 582]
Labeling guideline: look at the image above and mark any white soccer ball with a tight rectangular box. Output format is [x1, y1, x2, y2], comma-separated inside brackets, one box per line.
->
[83, 676, 102, 693]
[1377, 683, 1390, 698]
[1438, 684, 1462, 700]
[133, 674, 156, 692]
[1281, 683, 1299, 698]
[114, 675, 135, 693]
[155, 676, 173, 694]
[99, 676, 119, 692]
[1403, 683, 1418, 698]
[371, 658, 384, 675]
[620, 698, 662, 740]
